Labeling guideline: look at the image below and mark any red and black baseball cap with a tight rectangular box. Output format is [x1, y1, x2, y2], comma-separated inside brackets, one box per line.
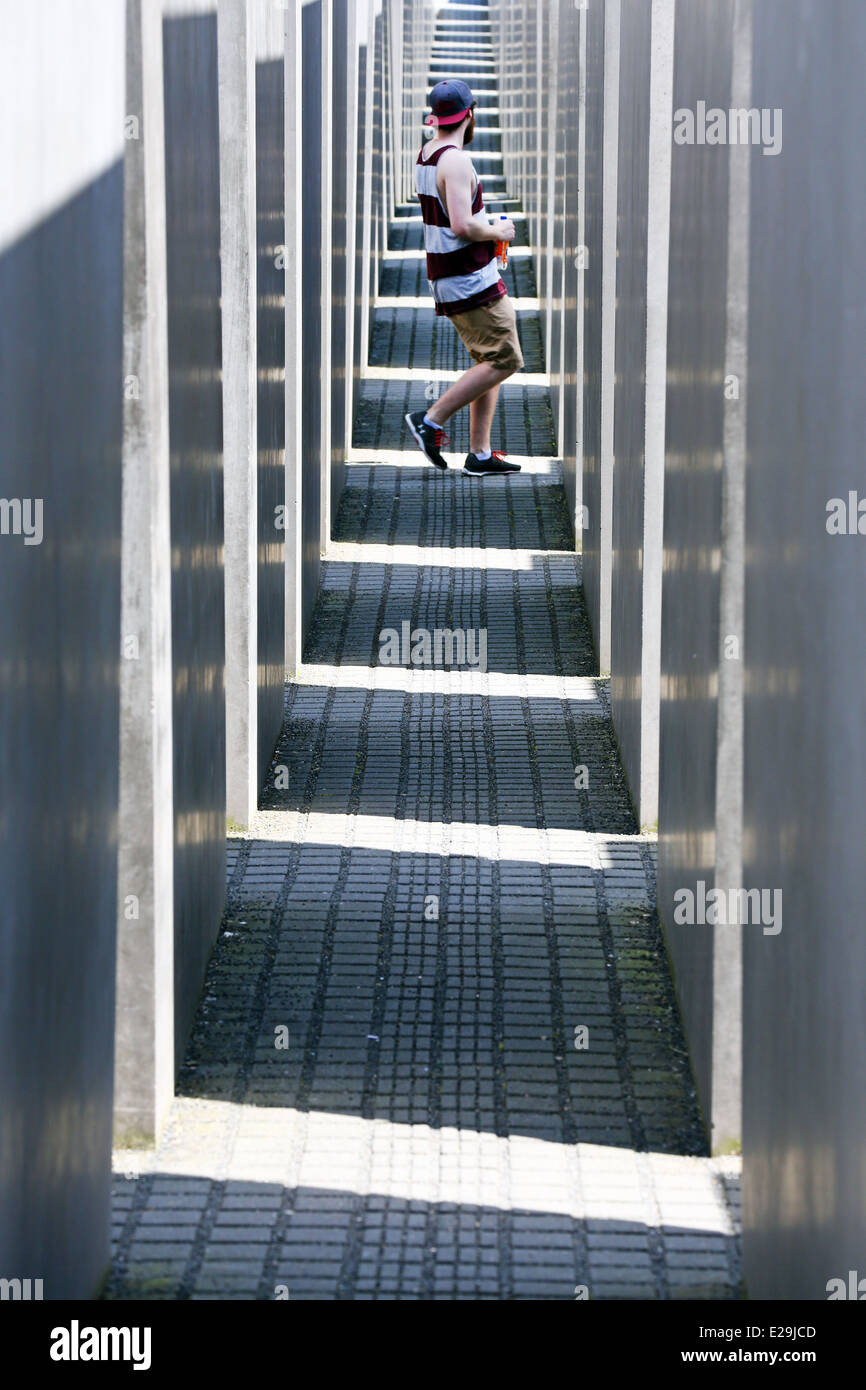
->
[425, 79, 475, 127]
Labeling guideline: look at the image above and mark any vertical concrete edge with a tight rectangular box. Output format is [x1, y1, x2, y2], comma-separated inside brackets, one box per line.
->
[711, 0, 751, 1153]
[116, 0, 175, 1147]
[284, 0, 303, 676]
[598, 0, 620, 676]
[220, 0, 259, 828]
[639, 0, 675, 828]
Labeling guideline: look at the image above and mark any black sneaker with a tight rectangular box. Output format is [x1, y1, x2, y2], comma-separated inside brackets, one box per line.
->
[463, 450, 521, 477]
[405, 411, 449, 469]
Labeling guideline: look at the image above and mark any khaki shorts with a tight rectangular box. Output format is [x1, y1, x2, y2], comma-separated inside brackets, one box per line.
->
[448, 294, 524, 372]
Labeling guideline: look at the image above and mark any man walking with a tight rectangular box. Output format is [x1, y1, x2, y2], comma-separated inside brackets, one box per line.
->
[405, 79, 523, 477]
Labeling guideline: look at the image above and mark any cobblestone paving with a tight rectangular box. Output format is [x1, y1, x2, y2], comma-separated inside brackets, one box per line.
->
[369, 306, 545, 373]
[379, 252, 538, 302]
[355, 380, 557, 458]
[109, 1, 742, 1301]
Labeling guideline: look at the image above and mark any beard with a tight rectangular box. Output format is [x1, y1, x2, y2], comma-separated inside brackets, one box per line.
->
[462, 111, 476, 145]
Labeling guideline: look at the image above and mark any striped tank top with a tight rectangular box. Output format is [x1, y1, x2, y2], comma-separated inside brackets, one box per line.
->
[415, 142, 506, 317]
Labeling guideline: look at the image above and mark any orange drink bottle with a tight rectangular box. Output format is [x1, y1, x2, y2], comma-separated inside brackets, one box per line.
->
[496, 214, 508, 269]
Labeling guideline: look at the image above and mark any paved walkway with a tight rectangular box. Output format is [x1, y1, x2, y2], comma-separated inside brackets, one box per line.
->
[109, 1, 741, 1301]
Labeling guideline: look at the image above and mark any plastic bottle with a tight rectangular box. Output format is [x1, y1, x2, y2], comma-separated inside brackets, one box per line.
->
[495, 214, 508, 270]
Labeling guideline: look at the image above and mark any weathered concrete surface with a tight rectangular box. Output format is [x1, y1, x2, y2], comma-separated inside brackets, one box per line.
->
[712, 0, 749, 1158]
[255, 4, 287, 783]
[300, 0, 325, 638]
[0, 0, 125, 1297]
[220, 0, 258, 828]
[162, 1, 227, 1067]
[542, 1, 563, 450]
[328, 0, 350, 535]
[609, 0, 674, 829]
[396, 0, 435, 206]
[367, 3, 387, 333]
[490, 0, 577, 522]
[657, 0, 741, 1154]
[351, 6, 369, 402]
[115, 0, 175, 1149]
[595, 0, 620, 678]
[741, 0, 866, 1301]
[549, 0, 583, 526]
[492, 0, 608, 571]
[318, 0, 333, 553]
[580, 0, 612, 663]
[284, 0, 304, 674]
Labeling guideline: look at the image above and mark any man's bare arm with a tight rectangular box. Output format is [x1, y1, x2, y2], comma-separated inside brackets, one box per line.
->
[439, 150, 515, 243]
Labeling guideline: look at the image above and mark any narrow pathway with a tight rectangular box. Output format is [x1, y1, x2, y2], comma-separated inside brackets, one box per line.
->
[109, 0, 741, 1301]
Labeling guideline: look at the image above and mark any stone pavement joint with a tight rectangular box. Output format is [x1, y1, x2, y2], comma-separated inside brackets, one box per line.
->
[107, 7, 742, 1302]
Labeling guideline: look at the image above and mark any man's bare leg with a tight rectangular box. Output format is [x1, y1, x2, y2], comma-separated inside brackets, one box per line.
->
[426, 362, 514, 426]
[469, 384, 501, 455]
